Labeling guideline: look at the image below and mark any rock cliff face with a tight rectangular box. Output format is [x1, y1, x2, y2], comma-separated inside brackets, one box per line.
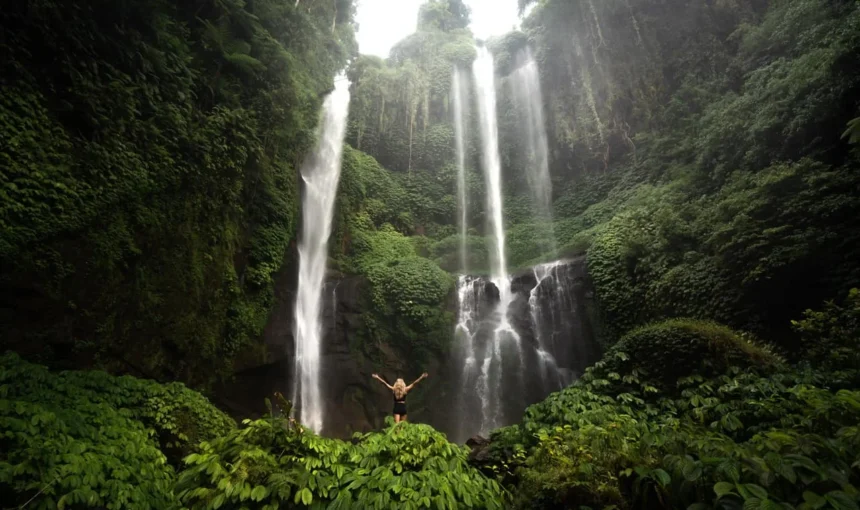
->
[216, 257, 602, 441]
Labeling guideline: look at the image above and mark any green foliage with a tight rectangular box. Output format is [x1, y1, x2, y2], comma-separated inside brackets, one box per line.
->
[351, 223, 418, 274]
[486, 347, 860, 509]
[429, 234, 490, 273]
[335, 147, 456, 366]
[176, 417, 505, 509]
[0, 395, 179, 509]
[600, 319, 781, 390]
[505, 221, 558, 269]
[346, 0, 476, 174]
[695, 0, 860, 179]
[418, 0, 472, 32]
[0, 353, 235, 508]
[792, 289, 860, 370]
[0, 353, 234, 465]
[366, 256, 455, 359]
[570, 155, 860, 346]
[474, 298, 860, 509]
[0, 0, 357, 386]
[347, 220, 455, 366]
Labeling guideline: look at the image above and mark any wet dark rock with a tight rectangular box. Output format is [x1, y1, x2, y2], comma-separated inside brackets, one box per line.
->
[218, 255, 602, 442]
[466, 435, 492, 462]
[482, 280, 500, 304]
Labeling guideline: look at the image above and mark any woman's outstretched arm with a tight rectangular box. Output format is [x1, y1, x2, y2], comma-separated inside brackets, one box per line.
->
[372, 373, 394, 390]
[406, 372, 428, 391]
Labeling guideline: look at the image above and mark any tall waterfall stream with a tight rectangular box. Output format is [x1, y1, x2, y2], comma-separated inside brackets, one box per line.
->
[292, 78, 351, 433]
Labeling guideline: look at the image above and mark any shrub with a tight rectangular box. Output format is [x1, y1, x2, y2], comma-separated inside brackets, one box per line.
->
[0, 353, 234, 508]
[176, 418, 505, 509]
[429, 233, 490, 273]
[0, 395, 179, 509]
[600, 319, 781, 388]
[489, 359, 860, 509]
[0, 353, 234, 466]
[792, 288, 860, 369]
[350, 222, 417, 273]
[365, 256, 455, 362]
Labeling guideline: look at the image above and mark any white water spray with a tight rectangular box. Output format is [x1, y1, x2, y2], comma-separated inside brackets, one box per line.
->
[529, 262, 568, 391]
[471, 46, 519, 434]
[510, 48, 556, 252]
[453, 68, 469, 272]
[473, 47, 510, 299]
[292, 77, 350, 433]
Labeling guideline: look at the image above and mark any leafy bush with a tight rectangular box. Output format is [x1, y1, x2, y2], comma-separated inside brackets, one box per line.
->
[487, 356, 860, 509]
[0, 393, 179, 509]
[0, 353, 234, 466]
[364, 256, 455, 364]
[430, 234, 490, 273]
[505, 221, 558, 269]
[793, 288, 860, 370]
[176, 417, 505, 509]
[0, 353, 235, 508]
[350, 222, 417, 274]
[337, 147, 412, 237]
[600, 319, 781, 389]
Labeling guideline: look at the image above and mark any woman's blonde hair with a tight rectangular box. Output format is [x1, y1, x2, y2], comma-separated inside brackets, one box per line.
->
[393, 378, 407, 400]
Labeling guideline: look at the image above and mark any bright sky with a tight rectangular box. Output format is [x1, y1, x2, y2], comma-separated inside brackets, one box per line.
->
[354, 0, 522, 58]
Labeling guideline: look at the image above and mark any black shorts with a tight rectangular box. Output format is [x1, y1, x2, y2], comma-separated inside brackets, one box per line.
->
[393, 401, 407, 415]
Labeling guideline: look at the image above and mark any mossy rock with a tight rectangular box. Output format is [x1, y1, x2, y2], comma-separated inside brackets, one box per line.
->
[601, 319, 781, 387]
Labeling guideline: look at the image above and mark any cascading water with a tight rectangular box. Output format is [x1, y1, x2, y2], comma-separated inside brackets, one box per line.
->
[510, 47, 556, 253]
[449, 49, 601, 442]
[510, 48, 552, 222]
[452, 68, 470, 272]
[292, 77, 350, 433]
[529, 262, 572, 391]
[452, 275, 483, 441]
[450, 257, 601, 442]
[470, 46, 520, 434]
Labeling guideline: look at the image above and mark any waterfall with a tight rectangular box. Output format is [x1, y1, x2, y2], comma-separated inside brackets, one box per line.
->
[452, 68, 469, 272]
[510, 48, 555, 253]
[450, 258, 601, 442]
[471, 46, 520, 434]
[529, 262, 570, 391]
[472, 46, 510, 296]
[453, 275, 482, 441]
[449, 48, 601, 442]
[292, 77, 351, 433]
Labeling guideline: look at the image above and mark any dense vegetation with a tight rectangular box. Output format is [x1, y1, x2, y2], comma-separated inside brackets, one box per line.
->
[478, 291, 860, 509]
[511, 0, 860, 346]
[176, 416, 504, 509]
[0, 354, 503, 509]
[0, 0, 356, 386]
[0, 352, 234, 508]
[339, 0, 860, 353]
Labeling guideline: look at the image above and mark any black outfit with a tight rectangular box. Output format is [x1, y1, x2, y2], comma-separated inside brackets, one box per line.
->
[393, 395, 407, 416]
